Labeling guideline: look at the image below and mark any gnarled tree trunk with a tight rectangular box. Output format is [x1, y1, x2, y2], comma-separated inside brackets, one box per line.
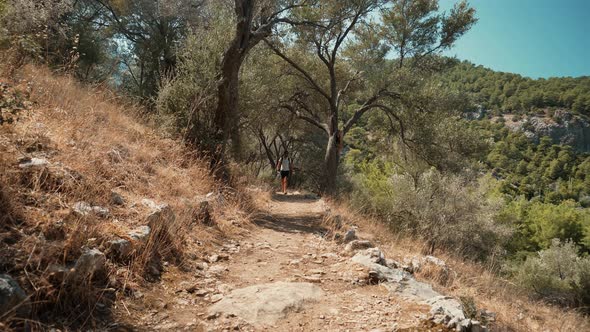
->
[323, 133, 340, 195]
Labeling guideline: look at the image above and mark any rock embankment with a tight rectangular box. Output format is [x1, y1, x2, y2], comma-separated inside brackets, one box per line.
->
[503, 110, 590, 151]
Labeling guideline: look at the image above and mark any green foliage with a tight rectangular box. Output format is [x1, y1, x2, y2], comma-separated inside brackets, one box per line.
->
[513, 239, 590, 307]
[497, 198, 590, 254]
[349, 161, 509, 260]
[155, 2, 233, 147]
[0, 0, 73, 59]
[483, 125, 590, 205]
[438, 60, 590, 114]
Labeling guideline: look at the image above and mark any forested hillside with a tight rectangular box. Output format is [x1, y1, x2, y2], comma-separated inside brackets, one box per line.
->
[439, 60, 590, 114]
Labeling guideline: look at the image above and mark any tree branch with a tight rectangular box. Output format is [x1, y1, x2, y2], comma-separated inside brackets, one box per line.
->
[264, 39, 331, 102]
[280, 104, 329, 134]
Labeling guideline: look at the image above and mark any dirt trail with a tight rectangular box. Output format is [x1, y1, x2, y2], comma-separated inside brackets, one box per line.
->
[203, 192, 433, 331]
[118, 192, 437, 331]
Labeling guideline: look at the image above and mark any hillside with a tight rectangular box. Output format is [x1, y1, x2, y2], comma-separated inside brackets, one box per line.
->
[439, 60, 590, 115]
[0, 65, 237, 330]
[1, 66, 589, 331]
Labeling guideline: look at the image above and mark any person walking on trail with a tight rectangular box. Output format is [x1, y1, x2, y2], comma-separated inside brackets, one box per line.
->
[276, 151, 293, 195]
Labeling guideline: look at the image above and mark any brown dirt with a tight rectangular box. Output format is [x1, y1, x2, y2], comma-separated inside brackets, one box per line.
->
[113, 192, 446, 331]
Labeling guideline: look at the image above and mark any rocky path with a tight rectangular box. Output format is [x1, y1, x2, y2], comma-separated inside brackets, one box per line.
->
[208, 193, 430, 331]
[119, 192, 488, 331]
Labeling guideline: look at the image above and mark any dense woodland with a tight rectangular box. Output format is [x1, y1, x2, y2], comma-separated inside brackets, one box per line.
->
[1, 0, 590, 311]
[439, 60, 590, 114]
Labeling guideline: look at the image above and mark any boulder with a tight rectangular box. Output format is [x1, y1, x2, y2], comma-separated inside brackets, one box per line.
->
[74, 248, 106, 278]
[0, 274, 30, 317]
[344, 240, 374, 252]
[208, 282, 324, 326]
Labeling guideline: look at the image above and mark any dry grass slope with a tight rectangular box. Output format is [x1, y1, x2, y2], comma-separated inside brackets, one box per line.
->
[0, 65, 250, 330]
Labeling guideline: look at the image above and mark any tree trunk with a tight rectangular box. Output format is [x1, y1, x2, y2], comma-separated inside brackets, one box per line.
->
[209, 0, 262, 177]
[213, 44, 242, 155]
[323, 133, 340, 195]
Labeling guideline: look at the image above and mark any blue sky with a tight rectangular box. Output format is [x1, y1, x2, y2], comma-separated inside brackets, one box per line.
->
[439, 0, 590, 78]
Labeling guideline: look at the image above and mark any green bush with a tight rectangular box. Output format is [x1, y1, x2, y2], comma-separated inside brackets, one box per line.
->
[513, 239, 590, 307]
[155, 2, 233, 147]
[497, 198, 590, 253]
[350, 163, 510, 260]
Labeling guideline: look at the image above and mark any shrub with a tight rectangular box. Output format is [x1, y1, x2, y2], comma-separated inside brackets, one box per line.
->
[513, 239, 590, 308]
[155, 2, 233, 148]
[497, 199, 590, 253]
[350, 163, 511, 260]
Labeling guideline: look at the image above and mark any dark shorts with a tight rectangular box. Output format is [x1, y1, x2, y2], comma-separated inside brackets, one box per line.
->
[280, 170, 290, 179]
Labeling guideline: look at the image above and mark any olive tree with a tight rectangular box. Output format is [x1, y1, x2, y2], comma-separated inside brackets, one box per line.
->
[264, 0, 476, 194]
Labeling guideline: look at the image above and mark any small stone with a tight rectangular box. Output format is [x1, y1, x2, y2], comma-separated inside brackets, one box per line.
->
[107, 238, 132, 258]
[72, 201, 93, 216]
[210, 294, 223, 303]
[186, 284, 199, 293]
[196, 262, 209, 271]
[343, 229, 357, 243]
[176, 298, 189, 306]
[47, 264, 68, 283]
[0, 274, 30, 317]
[208, 254, 220, 263]
[141, 198, 159, 209]
[321, 253, 338, 259]
[111, 191, 125, 205]
[18, 157, 48, 168]
[92, 206, 110, 218]
[74, 248, 106, 278]
[303, 276, 321, 283]
[217, 284, 233, 294]
[129, 226, 151, 242]
[344, 240, 374, 252]
[146, 204, 175, 228]
[72, 201, 109, 218]
[208, 265, 228, 276]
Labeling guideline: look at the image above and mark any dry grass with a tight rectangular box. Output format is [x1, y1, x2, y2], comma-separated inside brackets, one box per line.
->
[0, 64, 252, 329]
[323, 199, 590, 332]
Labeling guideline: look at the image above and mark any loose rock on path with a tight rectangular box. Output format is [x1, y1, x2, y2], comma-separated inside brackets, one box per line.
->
[115, 191, 489, 331]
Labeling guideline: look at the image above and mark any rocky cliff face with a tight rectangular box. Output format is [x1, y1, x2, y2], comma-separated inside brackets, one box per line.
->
[503, 110, 590, 152]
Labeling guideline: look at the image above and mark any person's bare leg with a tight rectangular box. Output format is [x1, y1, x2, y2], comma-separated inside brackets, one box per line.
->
[284, 176, 288, 194]
[283, 176, 287, 194]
